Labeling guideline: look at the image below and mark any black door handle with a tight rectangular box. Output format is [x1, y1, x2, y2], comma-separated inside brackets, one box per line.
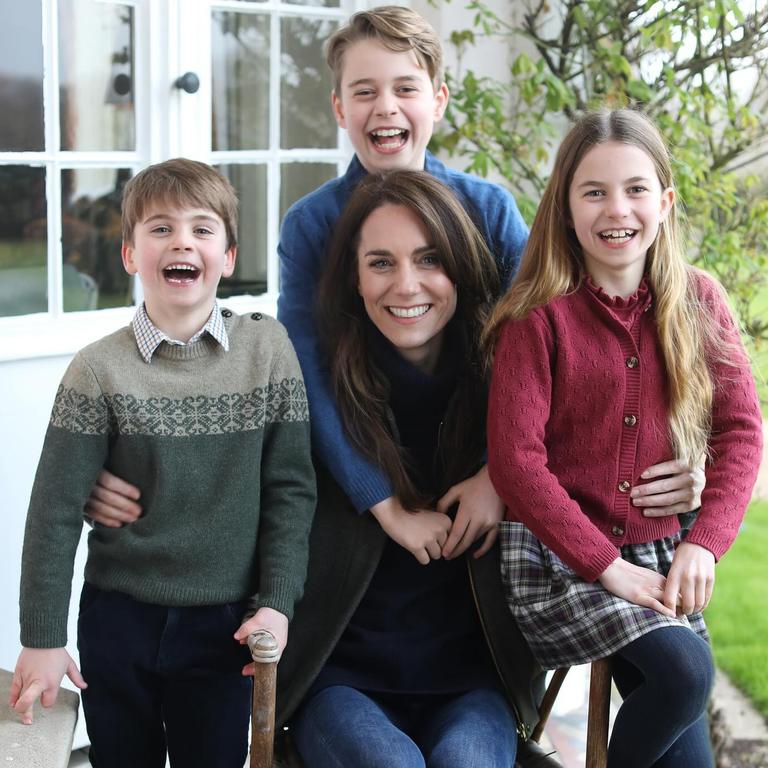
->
[174, 72, 200, 94]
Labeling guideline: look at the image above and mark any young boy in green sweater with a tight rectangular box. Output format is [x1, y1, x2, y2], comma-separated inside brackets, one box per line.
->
[11, 158, 316, 768]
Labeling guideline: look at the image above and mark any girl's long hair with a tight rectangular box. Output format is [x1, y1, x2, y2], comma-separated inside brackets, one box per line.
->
[318, 170, 501, 508]
[484, 108, 734, 465]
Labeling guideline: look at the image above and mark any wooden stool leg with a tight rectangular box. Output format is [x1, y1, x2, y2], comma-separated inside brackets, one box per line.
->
[532, 667, 570, 743]
[249, 631, 279, 768]
[585, 658, 612, 768]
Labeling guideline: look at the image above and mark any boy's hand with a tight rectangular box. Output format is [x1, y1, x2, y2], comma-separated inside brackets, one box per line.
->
[598, 557, 676, 618]
[84, 469, 143, 528]
[631, 459, 704, 517]
[370, 497, 451, 565]
[664, 541, 715, 615]
[10, 648, 87, 725]
[438, 465, 504, 560]
[235, 607, 289, 676]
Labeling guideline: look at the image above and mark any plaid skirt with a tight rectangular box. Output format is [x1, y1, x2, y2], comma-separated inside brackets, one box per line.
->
[499, 521, 709, 670]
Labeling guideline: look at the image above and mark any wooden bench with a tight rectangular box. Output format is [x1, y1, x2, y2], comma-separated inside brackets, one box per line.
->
[0, 668, 80, 768]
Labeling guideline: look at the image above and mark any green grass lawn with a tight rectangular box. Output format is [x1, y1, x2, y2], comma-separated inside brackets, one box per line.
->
[705, 500, 768, 717]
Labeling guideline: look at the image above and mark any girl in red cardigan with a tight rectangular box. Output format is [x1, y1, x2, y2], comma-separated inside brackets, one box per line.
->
[486, 109, 762, 767]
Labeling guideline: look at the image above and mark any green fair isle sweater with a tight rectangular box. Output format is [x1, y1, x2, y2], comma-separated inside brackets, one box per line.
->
[20, 310, 316, 648]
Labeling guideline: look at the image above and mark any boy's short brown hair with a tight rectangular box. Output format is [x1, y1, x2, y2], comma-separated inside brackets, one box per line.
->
[122, 158, 238, 249]
[326, 6, 444, 93]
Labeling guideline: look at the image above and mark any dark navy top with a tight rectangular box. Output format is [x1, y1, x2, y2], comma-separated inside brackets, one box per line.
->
[312, 328, 498, 695]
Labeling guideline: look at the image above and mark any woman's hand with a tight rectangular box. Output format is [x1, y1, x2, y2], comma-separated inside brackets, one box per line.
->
[631, 459, 704, 517]
[235, 607, 289, 675]
[664, 542, 715, 615]
[437, 465, 504, 560]
[598, 557, 676, 618]
[370, 497, 452, 565]
[84, 469, 143, 528]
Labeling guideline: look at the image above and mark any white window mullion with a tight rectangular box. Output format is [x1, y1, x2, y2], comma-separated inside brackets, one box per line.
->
[266, 10, 282, 296]
[43, 0, 63, 317]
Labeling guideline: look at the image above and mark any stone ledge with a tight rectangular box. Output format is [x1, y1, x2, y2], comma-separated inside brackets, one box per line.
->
[0, 668, 79, 768]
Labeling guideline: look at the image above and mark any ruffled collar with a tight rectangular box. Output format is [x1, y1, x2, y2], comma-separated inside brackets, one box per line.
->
[585, 276, 651, 311]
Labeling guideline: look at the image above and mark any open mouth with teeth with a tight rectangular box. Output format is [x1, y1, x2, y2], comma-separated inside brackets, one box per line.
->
[599, 229, 638, 244]
[163, 263, 200, 284]
[387, 304, 430, 319]
[370, 128, 409, 151]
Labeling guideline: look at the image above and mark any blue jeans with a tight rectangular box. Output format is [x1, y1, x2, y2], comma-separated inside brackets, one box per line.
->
[77, 584, 252, 768]
[609, 626, 715, 768]
[292, 686, 518, 768]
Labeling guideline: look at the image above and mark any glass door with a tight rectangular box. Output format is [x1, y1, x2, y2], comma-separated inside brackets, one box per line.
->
[0, 0, 351, 354]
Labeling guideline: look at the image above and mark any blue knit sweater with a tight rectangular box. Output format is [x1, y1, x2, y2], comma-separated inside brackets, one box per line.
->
[276, 152, 528, 512]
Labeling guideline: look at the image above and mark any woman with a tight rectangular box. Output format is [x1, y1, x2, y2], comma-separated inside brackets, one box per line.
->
[276, 170, 543, 767]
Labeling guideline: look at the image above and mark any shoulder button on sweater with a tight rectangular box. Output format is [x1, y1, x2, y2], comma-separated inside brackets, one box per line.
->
[221, 308, 232, 318]
[251, 312, 262, 321]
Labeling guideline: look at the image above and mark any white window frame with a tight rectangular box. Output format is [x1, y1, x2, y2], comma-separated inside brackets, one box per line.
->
[0, 0, 363, 362]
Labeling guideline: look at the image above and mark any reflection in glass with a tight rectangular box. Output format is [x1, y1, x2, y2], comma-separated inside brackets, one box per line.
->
[284, 0, 340, 8]
[217, 164, 268, 297]
[212, 12, 270, 151]
[61, 168, 133, 312]
[281, 17, 337, 149]
[0, 3, 44, 151]
[0, 167, 47, 317]
[59, 0, 135, 151]
[280, 163, 336, 223]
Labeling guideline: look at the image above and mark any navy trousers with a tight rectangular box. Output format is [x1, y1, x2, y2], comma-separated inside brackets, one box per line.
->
[77, 583, 252, 768]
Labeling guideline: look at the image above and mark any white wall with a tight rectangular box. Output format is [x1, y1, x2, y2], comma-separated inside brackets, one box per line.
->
[0, 353, 90, 745]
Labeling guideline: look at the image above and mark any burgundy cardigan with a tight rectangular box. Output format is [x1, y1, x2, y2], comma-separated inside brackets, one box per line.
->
[488, 272, 763, 582]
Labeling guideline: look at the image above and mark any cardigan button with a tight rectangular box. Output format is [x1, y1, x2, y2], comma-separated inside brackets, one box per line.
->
[250, 312, 262, 321]
[221, 308, 232, 318]
[612, 525, 624, 536]
[618, 480, 631, 493]
[626, 356, 639, 369]
[623, 415, 637, 427]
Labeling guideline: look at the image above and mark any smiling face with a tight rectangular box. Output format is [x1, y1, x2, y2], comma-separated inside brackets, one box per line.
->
[122, 204, 236, 340]
[357, 203, 457, 373]
[568, 140, 674, 296]
[332, 40, 448, 173]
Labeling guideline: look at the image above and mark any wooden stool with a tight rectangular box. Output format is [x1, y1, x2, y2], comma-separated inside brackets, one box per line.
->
[248, 631, 280, 768]
[531, 658, 613, 768]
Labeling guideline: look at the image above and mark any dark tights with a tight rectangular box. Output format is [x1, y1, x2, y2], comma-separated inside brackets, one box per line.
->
[608, 626, 714, 768]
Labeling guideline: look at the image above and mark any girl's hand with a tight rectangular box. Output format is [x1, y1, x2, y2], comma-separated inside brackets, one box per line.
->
[370, 497, 452, 565]
[437, 465, 504, 560]
[631, 459, 704, 517]
[10, 648, 87, 725]
[235, 607, 289, 675]
[598, 557, 676, 618]
[84, 469, 143, 528]
[664, 542, 715, 615]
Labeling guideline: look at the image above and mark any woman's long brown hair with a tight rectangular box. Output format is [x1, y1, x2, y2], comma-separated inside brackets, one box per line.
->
[318, 170, 501, 508]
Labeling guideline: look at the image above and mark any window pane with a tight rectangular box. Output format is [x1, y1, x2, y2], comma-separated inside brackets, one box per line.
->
[212, 12, 270, 151]
[61, 168, 133, 312]
[280, 17, 337, 149]
[0, 3, 44, 151]
[59, 1, 135, 152]
[217, 164, 268, 297]
[0, 167, 47, 318]
[280, 163, 337, 223]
